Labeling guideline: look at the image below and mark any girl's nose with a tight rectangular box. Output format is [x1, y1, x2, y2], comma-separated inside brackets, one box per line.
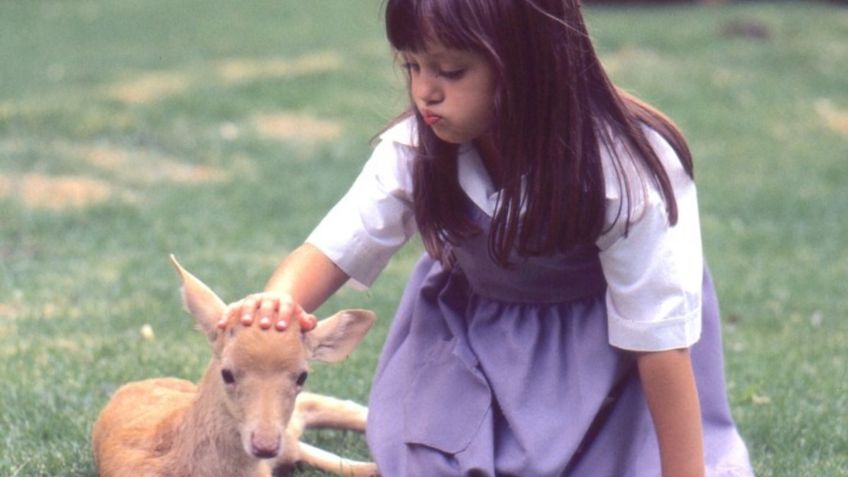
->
[413, 76, 443, 106]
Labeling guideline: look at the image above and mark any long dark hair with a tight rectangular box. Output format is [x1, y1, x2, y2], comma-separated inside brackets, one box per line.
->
[385, 0, 693, 266]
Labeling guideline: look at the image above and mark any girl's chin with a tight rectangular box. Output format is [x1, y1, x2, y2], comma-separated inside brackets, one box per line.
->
[431, 126, 469, 145]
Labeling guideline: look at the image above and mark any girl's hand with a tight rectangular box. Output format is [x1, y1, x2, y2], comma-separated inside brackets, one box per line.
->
[220, 292, 318, 332]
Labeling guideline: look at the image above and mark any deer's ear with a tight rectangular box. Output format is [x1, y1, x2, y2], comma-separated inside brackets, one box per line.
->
[170, 255, 226, 341]
[305, 310, 376, 363]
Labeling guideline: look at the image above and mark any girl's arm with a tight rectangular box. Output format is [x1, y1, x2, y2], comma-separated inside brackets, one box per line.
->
[263, 243, 350, 312]
[221, 243, 350, 330]
[637, 348, 705, 477]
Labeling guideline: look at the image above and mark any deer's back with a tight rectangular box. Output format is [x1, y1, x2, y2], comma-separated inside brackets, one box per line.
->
[92, 378, 196, 477]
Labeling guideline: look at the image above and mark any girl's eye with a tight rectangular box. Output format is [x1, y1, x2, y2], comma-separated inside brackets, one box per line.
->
[401, 60, 464, 80]
[221, 369, 236, 385]
[296, 371, 308, 387]
[438, 69, 466, 80]
[401, 62, 420, 74]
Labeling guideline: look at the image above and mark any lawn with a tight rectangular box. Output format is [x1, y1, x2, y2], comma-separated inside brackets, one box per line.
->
[0, 1, 846, 476]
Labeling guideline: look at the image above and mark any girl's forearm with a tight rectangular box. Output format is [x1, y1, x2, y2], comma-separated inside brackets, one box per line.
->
[264, 243, 350, 313]
[637, 348, 705, 477]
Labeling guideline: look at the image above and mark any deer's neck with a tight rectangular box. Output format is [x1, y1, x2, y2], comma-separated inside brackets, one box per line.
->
[164, 362, 262, 477]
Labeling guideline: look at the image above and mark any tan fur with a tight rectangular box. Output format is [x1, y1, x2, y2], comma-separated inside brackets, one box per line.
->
[91, 256, 379, 477]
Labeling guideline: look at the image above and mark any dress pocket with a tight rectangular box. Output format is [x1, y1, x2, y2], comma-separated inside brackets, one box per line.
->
[402, 340, 492, 454]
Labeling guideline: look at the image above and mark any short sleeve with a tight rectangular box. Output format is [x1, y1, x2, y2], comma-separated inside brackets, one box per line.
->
[306, 134, 417, 288]
[597, 128, 703, 352]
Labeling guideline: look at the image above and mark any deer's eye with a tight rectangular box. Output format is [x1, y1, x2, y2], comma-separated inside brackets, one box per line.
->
[221, 368, 236, 385]
[296, 371, 308, 387]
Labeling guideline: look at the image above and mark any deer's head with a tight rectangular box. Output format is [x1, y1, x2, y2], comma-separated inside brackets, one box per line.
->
[169, 255, 375, 460]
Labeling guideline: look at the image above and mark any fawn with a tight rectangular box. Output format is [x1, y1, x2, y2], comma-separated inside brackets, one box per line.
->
[91, 256, 379, 476]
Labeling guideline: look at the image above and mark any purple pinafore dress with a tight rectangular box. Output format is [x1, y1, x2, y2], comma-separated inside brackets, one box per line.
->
[366, 201, 754, 476]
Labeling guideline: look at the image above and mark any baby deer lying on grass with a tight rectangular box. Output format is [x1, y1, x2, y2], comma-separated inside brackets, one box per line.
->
[91, 256, 379, 477]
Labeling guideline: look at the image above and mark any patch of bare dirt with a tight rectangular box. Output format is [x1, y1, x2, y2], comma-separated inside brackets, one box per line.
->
[103, 51, 341, 104]
[0, 303, 21, 319]
[0, 173, 115, 210]
[0, 142, 235, 211]
[106, 71, 192, 104]
[0, 101, 14, 118]
[601, 46, 663, 76]
[815, 99, 848, 136]
[216, 51, 342, 83]
[252, 112, 343, 142]
[81, 144, 228, 184]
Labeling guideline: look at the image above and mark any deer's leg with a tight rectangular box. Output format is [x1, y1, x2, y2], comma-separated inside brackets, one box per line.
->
[298, 441, 379, 477]
[294, 392, 368, 431]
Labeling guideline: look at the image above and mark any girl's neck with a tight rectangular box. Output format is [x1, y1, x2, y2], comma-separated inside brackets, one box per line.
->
[474, 134, 504, 190]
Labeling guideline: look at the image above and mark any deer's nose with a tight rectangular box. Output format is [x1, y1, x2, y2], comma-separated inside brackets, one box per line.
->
[249, 431, 281, 459]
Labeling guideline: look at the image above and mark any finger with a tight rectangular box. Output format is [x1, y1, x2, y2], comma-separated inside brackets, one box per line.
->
[278, 293, 295, 307]
[258, 297, 279, 330]
[300, 313, 318, 331]
[240, 296, 260, 326]
[258, 316, 273, 329]
[279, 301, 295, 318]
[271, 301, 297, 332]
[218, 303, 238, 329]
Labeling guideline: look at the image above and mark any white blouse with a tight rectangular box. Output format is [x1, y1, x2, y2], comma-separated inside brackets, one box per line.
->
[307, 117, 703, 352]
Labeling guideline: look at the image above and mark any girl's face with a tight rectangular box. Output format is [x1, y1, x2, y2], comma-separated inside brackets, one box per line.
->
[401, 41, 497, 145]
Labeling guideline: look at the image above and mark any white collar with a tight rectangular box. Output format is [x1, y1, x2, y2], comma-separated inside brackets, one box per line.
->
[378, 116, 418, 146]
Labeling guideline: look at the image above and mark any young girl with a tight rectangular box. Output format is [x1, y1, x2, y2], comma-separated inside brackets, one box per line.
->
[224, 0, 754, 475]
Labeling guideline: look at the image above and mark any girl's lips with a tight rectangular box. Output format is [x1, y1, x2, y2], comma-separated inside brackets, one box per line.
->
[422, 110, 442, 125]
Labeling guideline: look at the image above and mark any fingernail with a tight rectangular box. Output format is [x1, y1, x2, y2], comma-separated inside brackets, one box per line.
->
[259, 316, 272, 328]
[240, 314, 252, 325]
[275, 320, 288, 331]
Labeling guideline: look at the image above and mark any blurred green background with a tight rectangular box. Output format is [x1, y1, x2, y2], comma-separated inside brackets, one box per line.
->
[1, 1, 846, 475]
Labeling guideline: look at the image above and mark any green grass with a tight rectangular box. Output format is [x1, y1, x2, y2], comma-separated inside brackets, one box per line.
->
[1, 1, 846, 476]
